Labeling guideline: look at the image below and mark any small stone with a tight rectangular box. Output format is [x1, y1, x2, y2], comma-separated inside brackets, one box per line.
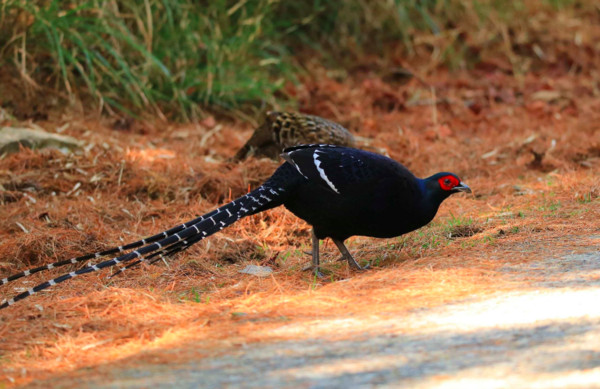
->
[239, 265, 273, 277]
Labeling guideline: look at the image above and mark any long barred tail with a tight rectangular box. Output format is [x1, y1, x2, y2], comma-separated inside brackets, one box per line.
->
[0, 210, 222, 287]
[0, 184, 285, 310]
[108, 231, 205, 278]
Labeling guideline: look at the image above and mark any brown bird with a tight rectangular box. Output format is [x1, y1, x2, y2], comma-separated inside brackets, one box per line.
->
[233, 111, 355, 160]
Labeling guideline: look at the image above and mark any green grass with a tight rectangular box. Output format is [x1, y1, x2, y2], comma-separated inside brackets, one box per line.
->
[189, 286, 201, 303]
[577, 192, 597, 204]
[0, 0, 586, 120]
[1, 0, 290, 120]
[396, 223, 450, 257]
[538, 199, 562, 212]
[445, 213, 474, 229]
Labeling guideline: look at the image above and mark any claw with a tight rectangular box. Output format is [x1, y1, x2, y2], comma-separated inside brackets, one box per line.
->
[302, 263, 325, 278]
[347, 256, 370, 271]
[332, 238, 371, 271]
[313, 268, 326, 278]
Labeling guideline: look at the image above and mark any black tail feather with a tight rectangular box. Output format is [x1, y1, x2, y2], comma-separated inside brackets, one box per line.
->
[0, 209, 221, 287]
[108, 232, 205, 278]
[1, 186, 284, 309]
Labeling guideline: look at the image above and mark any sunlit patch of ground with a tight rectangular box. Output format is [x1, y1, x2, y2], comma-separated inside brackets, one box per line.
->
[1, 66, 600, 386]
[15, 249, 600, 388]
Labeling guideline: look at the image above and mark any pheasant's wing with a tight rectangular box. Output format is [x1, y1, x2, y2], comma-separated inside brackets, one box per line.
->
[281, 144, 412, 195]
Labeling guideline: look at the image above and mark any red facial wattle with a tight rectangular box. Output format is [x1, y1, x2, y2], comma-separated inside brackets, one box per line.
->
[438, 175, 460, 191]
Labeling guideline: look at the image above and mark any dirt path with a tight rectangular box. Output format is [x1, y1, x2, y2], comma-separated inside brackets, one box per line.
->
[23, 242, 600, 388]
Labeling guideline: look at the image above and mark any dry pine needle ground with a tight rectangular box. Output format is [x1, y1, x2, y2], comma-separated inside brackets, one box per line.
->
[1, 67, 600, 386]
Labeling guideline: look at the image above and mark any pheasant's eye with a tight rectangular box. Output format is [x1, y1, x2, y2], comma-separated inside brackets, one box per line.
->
[438, 175, 459, 191]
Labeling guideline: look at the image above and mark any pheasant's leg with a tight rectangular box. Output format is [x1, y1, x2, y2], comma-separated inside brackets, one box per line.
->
[310, 229, 326, 278]
[332, 239, 370, 271]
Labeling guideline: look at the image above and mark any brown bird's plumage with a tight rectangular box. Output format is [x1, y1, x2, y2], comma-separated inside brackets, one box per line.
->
[233, 111, 355, 160]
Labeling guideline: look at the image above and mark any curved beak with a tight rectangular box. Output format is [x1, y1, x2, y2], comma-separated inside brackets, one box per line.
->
[453, 182, 472, 194]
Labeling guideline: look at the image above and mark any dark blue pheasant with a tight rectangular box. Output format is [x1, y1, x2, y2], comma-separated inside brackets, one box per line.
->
[0, 145, 471, 309]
